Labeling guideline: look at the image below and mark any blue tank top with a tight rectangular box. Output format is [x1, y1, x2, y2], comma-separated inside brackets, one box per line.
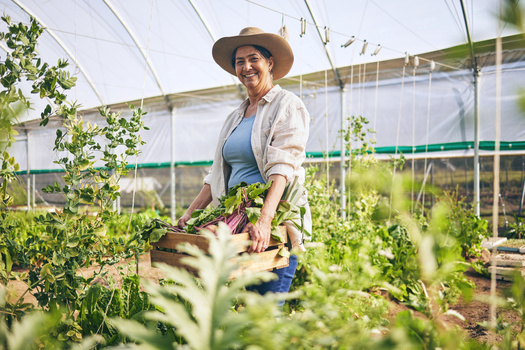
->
[222, 115, 265, 189]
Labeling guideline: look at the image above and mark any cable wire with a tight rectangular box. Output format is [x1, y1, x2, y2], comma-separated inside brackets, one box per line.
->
[411, 64, 417, 213]
[390, 63, 407, 220]
[369, 0, 439, 51]
[444, 0, 468, 42]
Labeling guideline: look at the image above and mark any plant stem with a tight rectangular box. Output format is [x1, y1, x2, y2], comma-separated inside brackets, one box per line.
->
[12, 275, 46, 314]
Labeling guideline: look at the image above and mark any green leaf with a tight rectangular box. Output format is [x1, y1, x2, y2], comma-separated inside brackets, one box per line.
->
[149, 228, 167, 243]
[93, 226, 107, 237]
[42, 185, 54, 194]
[278, 247, 290, 258]
[271, 226, 284, 242]
[245, 207, 261, 224]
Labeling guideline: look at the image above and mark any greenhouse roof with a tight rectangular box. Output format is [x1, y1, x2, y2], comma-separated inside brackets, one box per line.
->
[0, 0, 521, 118]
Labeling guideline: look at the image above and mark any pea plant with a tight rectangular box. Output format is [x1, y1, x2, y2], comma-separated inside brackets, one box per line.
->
[0, 14, 77, 293]
[0, 15, 75, 207]
[0, 15, 151, 345]
[20, 105, 148, 312]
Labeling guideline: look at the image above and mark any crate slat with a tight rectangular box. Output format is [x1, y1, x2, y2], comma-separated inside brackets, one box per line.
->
[151, 244, 289, 279]
[153, 226, 287, 254]
[151, 226, 290, 278]
[150, 249, 198, 275]
[230, 246, 289, 279]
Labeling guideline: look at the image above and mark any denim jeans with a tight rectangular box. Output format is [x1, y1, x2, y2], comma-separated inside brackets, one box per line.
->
[247, 255, 298, 306]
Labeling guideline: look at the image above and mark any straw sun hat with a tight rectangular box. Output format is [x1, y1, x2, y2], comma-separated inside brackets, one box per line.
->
[212, 27, 294, 81]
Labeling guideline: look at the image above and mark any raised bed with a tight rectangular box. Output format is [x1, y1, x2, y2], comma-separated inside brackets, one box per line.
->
[150, 226, 289, 279]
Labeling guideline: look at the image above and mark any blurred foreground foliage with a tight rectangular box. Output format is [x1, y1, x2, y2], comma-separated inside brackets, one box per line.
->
[2, 131, 500, 349]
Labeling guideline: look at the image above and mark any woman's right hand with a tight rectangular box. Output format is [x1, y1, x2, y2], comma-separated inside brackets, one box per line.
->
[178, 213, 191, 228]
[178, 184, 212, 228]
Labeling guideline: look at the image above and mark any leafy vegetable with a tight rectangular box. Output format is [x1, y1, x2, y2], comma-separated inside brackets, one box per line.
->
[143, 180, 304, 243]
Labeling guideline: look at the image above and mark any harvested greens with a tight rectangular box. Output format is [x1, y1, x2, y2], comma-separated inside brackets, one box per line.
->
[142, 179, 304, 243]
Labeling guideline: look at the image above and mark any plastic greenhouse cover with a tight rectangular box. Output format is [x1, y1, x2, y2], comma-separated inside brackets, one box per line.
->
[11, 57, 525, 172]
[0, 0, 520, 111]
[2, 0, 525, 172]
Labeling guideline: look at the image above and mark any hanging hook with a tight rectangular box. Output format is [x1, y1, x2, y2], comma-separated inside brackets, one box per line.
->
[372, 44, 381, 56]
[360, 40, 368, 55]
[300, 18, 306, 37]
[430, 60, 436, 72]
[404, 52, 410, 66]
[324, 26, 330, 44]
[342, 36, 355, 48]
[413, 56, 419, 68]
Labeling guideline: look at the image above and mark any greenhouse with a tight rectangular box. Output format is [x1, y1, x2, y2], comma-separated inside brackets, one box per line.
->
[1, 0, 525, 348]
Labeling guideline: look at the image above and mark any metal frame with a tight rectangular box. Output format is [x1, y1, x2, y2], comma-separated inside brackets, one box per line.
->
[103, 0, 167, 96]
[102, 0, 180, 222]
[304, 0, 344, 90]
[12, 0, 105, 106]
[187, 0, 245, 98]
[304, 0, 347, 216]
[459, 0, 481, 216]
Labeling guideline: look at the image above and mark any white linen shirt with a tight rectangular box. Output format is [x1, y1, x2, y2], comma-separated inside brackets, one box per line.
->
[203, 85, 312, 245]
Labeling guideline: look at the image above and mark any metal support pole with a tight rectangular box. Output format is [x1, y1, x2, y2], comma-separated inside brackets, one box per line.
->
[32, 174, 35, 209]
[459, 0, 480, 217]
[431, 161, 435, 209]
[170, 109, 177, 224]
[518, 181, 525, 216]
[340, 87, 347, 219]
[473, 69, 481, 216]
[26, 131, 30, 211]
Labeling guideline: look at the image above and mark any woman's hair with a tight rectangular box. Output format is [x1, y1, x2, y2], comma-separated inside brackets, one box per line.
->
[230, 45, 273, 69]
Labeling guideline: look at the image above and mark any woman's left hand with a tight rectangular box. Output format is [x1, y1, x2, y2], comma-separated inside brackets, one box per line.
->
[245, 175, 286, 253]
[245, 216, 272, 253]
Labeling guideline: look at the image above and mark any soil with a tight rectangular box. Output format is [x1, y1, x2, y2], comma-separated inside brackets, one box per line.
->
[6, 252, 165, 306]
[5, 254, 521, 346]
[386, 270, 520, 345]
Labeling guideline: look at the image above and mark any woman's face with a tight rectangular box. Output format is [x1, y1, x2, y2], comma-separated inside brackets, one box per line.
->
[234, 45, 274, 92]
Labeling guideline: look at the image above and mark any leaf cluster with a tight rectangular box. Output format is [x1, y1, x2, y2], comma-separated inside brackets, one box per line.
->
[146, 181, 303, 245]
[109, 223, 277, 350]
[0, 15, 76, 206]
[77, 274, 152, 345]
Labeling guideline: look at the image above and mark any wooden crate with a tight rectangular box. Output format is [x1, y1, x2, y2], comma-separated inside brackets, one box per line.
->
[150, 226, 289, 279]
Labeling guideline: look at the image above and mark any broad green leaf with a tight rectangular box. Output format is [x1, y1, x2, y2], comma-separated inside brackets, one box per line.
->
[278, 247, 290, 258]
[245, 207, 261, 224]
[149, 228, 167, 243]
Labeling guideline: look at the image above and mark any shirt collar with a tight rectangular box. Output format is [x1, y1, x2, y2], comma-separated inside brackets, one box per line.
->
[236, 84, 282, 116]
[239, 84, 282, 106]
[262, 85, 282, 103]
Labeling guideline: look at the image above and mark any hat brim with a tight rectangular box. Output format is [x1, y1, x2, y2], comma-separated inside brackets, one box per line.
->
[212, 32, 294, 81]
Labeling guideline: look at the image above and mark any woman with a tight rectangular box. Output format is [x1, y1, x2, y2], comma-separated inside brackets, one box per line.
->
[178, 27, 311, 297]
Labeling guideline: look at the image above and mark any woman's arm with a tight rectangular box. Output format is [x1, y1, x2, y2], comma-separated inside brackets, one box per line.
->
[245, 174, 286, 253]
[178, 184, 213, 228]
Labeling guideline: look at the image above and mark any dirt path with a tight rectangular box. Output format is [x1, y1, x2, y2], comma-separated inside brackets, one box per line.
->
[6, 252, 165, 306]
[386, 271, 519, 345]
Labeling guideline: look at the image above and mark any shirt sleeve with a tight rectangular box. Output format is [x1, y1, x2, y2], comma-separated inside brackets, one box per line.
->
[264, 97, 310, 181]
[203, 168, 212, 185]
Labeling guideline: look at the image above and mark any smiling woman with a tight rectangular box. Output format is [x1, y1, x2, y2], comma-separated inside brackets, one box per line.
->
[177, 27, 312, 301]
[234, 45, 274, 100]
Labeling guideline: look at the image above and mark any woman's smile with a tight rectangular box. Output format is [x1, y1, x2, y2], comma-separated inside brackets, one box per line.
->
[235, 45, 273, 93]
